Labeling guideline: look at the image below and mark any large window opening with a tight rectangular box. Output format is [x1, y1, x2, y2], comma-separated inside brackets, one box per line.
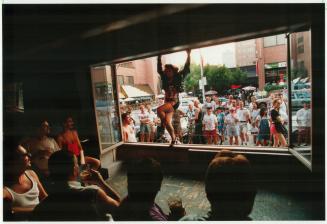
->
[91, 31, 312, 159]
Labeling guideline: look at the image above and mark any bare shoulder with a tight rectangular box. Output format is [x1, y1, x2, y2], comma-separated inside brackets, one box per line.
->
[26, 169, 39, 180]
[3, 187, 13, 201]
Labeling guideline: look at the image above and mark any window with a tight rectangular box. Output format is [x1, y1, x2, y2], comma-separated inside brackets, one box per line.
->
[264, 34, 286, 47]
[91, 65, 122, 150]
[297, 36, 304, 44]
[289, 30, 312, 167]
[297, 45, 304, 54]
[276, 34, 286, 45]
[112, 34, 291, 149]
[263, 36, 276, 47]
[125, 76, 134, 85]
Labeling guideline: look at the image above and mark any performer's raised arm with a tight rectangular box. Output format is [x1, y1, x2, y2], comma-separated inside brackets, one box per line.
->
[157, 54, 164, 77]
[179, 49, 191, 79]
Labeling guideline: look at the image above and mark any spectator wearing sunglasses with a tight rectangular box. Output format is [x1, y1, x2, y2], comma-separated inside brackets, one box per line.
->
[3, 142, 47, 220]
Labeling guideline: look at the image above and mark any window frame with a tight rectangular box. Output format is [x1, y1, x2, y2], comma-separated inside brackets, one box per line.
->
[89, 29, 313, 170]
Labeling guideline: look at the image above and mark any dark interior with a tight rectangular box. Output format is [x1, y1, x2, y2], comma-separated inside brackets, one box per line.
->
[3, 3, 325, 220]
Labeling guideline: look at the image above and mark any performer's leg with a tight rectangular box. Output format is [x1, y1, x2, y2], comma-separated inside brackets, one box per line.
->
[165, 111, 176, 142]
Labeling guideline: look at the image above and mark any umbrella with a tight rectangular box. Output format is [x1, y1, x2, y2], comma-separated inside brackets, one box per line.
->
[124, 97, 136, 102]
[205, 90, 218, 95]
[156, 94, 165, 99]
[242, 86, 256, 91]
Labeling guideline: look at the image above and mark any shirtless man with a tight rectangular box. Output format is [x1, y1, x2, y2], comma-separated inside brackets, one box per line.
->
[56, 116, 100, 170]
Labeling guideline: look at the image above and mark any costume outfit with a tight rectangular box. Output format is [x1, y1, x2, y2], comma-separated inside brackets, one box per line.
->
[157, 54, 190, 112]
[5, 171, 40, 207]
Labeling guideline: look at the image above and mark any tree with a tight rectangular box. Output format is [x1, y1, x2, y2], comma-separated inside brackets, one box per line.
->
[184, 64, 201, 92]
[183, 64, 249, 94]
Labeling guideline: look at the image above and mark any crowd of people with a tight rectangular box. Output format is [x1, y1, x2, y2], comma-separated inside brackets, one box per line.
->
[121, 91, 311, 148]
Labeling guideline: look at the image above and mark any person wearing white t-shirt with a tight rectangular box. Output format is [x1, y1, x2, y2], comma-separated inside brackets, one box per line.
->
[138, 104, 151, 142]
[146, 104, 157, 142]
[202, 107, 218, 144]
[236, 101, 250, 145]
[296, 102, 311, 146]
[225, 107, 240, 145]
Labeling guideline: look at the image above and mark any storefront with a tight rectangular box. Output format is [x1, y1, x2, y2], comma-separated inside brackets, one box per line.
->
[264, 62, 287, 84]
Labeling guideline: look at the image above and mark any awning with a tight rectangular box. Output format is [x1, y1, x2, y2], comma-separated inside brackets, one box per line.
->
[119, 92, 126, 99]
[121, 84, 154, 98]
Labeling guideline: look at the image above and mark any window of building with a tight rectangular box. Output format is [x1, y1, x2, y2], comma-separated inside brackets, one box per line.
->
[297, 45, 304, 54]
[263, 36, 276, 47]
[125, 76, 134, 85]
[297, 36, 304, 44]
[264, 34, 286, 47]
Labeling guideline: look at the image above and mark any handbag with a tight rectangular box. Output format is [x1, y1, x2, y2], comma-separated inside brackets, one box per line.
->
[275, 122, 288, 136]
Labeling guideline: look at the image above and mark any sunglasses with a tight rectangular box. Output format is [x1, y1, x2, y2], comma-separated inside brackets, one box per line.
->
[21, 152, 32, 158]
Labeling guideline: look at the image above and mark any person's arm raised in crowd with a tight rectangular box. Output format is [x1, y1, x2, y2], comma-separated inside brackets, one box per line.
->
[179, 49, 191, 79]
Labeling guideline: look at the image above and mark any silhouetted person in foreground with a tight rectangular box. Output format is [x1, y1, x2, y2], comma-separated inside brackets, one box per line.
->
[31, 150, 120, 221]
[181, 150, 257, 221]
[114, 158, 185, 221]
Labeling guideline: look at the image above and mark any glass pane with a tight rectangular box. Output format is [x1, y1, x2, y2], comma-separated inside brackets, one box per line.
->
[277, 34, 286, 45]
[115, 34, 291, 148]
[263, 36, 277, 47]
[290, 30, 312, 162]
[91, 65, 122, 150]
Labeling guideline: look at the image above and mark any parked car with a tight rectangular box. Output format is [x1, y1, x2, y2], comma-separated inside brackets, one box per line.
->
[291, 90, 311, 110]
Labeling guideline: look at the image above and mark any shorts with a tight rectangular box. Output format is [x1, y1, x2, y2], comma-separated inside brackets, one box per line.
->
[227, 125, 239, 137]
[204, 130, 216, 138]
[140, 124, 151, 134]
[217, 126, 225, 136]
[157, 102, 175, 114]
[239, 123, 248, 134]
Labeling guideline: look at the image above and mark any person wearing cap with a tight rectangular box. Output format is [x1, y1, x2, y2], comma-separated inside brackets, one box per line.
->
[225, 107, 240, 145]
[202, 106, 218, 144]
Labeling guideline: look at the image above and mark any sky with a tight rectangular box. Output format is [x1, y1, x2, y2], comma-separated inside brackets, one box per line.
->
[163, 42, 236, 68]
